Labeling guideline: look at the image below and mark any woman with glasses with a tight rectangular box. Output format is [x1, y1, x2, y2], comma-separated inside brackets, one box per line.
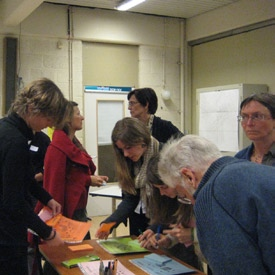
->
[235, 93, 275, 166]
[127, 88, 183, 143]
[95, 117, 160, 239]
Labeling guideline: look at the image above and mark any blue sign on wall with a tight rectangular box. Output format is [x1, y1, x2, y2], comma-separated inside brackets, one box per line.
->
[84, 85, 133, 93]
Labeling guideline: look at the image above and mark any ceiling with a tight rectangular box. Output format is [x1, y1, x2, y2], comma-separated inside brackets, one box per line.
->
[45, 0, 240, 19]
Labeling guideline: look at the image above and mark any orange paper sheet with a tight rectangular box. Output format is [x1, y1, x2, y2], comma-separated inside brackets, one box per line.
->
[68, 244, 94, 251]
[39, 207, 92, 243]
[97, 222, 116, 234]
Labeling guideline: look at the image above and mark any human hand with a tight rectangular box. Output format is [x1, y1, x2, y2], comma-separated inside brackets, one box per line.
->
[138, 229, 154, 248]
[47, 199, 62, 216]
[34, 172, 43, 182]
[44, 230, 64, 246]
[90, 175, 109, 187]
[147, 233, 166, 249]
[163, 224, 192, 245]
[95, 223, 111, 239]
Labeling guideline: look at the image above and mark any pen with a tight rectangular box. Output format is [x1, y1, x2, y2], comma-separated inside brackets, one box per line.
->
[156, 225, 161, 241]
[99, 259, 104, 275]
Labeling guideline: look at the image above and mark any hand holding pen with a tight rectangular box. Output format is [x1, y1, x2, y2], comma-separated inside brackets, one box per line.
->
[137, 229, 154, 248]
[154, 225, 162, 248]
[163, 223, 193, 246]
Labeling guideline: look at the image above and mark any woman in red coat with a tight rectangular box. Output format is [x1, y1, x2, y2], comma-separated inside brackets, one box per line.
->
[37, 101, 108, 225]
[38, 101, 109, 274]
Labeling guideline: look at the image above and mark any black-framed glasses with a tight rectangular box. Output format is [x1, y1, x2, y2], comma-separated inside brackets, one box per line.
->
[237, 114, 272, 123]
[128, 101, 139, 107]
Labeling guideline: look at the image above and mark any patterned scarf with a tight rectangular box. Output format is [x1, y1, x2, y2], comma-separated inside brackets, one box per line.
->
[134, 136, 159, 205]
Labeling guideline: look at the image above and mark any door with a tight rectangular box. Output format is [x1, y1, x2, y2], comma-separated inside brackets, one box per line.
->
[84, 88, 131, 182]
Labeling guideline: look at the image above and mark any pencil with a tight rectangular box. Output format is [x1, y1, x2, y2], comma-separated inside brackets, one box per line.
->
[113, 258, 118, 275]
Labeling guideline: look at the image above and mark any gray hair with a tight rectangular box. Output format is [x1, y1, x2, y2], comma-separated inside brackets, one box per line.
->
[158, 135, 222, 187]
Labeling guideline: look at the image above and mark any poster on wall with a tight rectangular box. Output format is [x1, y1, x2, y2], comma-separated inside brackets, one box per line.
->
[198, 88, 239, 152]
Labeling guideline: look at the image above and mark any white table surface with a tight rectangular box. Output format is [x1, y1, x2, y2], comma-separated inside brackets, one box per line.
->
[89, 184, 122, 199]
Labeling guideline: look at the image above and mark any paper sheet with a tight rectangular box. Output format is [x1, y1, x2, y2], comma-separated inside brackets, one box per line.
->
[39, 207, 91, 243]
[130, 253, 196, 275]
[97, 237, 148, 254]
[78, 260, 135, 275]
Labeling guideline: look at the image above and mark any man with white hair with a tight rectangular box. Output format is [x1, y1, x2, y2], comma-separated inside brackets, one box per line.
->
[158, 134, 275, 275]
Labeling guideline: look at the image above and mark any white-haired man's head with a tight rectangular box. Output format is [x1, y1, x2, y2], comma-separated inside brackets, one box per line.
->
[158, 135, 222, 202]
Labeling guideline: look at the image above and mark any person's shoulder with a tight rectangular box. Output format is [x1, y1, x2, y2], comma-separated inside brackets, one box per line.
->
[34, 131, 51, 141]
[153, 115, 172, 125]
[153, 115, 181, 130]
[235, 144, 253, 159]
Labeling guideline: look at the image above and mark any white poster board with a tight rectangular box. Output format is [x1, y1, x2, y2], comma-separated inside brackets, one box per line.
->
[98, 101, 123, 145]
[198, 88, 239, 152]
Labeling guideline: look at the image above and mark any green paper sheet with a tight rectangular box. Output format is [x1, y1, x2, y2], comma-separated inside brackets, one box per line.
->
[97, 237, 148, 254]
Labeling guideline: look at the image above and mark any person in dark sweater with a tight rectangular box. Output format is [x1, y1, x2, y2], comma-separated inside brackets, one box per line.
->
[159, 134, 275, 275]
[127, 87, 183, 143]
[0, 78, 67, 275]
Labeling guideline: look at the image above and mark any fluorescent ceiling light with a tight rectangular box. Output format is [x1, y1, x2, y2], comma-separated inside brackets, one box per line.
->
[116, 0, 146, 11]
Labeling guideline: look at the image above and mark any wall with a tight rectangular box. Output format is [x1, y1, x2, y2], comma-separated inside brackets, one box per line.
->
[186, 0, 275, 42]
[180, 0, 275, 133]
[0, 3, 183, 134]
[191, 24, 275, 134]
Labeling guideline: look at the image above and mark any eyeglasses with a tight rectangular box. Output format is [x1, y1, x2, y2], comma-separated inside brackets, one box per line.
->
[237, 114, 272, 123]
[177, 196, 192, 204]
[128, 101, 139, 107]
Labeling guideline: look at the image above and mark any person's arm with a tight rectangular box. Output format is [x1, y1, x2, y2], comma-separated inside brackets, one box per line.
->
[102, 190, 140, 226]
[95, 190, 140, 239]
[2, 139, 55, 240]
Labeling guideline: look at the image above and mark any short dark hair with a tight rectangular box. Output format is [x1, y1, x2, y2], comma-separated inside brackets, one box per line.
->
[127, 88, 158, 114]
[240, 92, 275, 118]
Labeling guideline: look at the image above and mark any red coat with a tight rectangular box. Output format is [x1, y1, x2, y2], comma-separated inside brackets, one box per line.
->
[36, 130, 96, 218]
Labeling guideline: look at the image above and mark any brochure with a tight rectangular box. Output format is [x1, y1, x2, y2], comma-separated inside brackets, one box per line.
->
[130, 253, 196, 275]
[97, 236, 148, 254]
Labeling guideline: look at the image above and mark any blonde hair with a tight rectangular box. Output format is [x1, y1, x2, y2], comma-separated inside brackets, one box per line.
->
[9, 78, 67, 128]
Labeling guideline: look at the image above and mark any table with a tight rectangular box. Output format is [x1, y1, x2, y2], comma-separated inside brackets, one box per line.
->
[89, 184, 122, 213]
[89, 185, 122, 237]
[39, 238, 206, 275]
